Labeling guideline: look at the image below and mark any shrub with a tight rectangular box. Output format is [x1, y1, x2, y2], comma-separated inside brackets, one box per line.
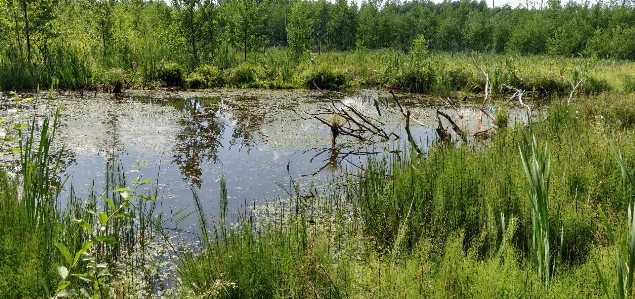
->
[622, 74, 635, 93]
[198, 65, 225, 88]
[157, 62, 185, 87]
[304, 67, 347, 90]
[186, 72, 207, 89]
[228, 63, 256, 87]
[614, 98, 635, 129]
[396, 65, 436, 93]
[579, 76, 611, 95]
[442, 69, 470, 92]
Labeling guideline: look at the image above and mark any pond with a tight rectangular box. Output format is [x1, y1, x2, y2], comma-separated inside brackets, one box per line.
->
[0, 89, 524, 232]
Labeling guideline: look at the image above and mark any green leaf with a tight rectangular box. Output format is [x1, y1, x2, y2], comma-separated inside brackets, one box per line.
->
[57, 280, 71, 291]
[79, 221, 94, 235]
[140, 194, 156, 201]
[138, 178, 153, 186]
[120, 191, 130, 200]
[98, 213, 108, 225]
[95, 236, 118, 245]
[22, 97, 33, 103]
[56, 243, 72, 265]
[103, 197, 115, 210]
[73, 273, 98, 282]
[12, 123, 25, 130]
[598, 205, 614, 243]
[112, 212, 134, 218]
[6, 148, 20, 153]
[112, 187, 131, 192]
[73, 242, 93, 265]
[3, 137, 19, 142]
[58, 266, 69, 280]
[594, 262, 610, 298]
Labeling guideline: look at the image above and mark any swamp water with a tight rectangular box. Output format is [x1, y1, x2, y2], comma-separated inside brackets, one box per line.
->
[1, 89, 524, 233]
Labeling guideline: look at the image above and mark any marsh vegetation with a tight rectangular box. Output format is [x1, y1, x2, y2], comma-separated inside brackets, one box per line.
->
[3, 0, 635, 298]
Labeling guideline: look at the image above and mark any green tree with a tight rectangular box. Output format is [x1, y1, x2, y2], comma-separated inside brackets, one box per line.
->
[226, 0, 267, 61]
[13, 0, 59, 64]
[173, 0, 203, 68]
[287, 0, 313, 58]
[464, 10, 493, 52]
[328, 0, 357, 51]
[357, 0, 379, 49]
[311, 0, 329, 54]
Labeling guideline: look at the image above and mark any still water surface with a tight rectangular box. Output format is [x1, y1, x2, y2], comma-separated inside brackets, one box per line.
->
[1, 89, 518, 231]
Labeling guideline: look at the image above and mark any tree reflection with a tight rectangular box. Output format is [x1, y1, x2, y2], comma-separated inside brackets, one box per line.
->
[226, 96, 266, 151]
[171, 97, 225, 188]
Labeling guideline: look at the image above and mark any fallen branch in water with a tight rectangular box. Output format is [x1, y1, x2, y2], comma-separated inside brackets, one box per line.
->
[437, 109, 467, 142]
[310, 81, 393, 144]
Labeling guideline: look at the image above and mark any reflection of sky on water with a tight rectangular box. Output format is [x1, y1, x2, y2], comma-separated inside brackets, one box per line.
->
[1, 89, 526, 231]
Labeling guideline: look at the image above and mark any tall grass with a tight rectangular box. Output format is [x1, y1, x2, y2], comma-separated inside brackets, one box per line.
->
[0, 95, 166, 297]
[178, 95, 635, 297]
[519, 121, 561, 287]
[5, 47, 635, 96]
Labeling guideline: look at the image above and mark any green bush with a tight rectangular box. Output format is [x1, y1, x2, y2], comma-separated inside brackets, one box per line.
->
[197, 65, 225, 87]
[186, 72, 207, 89]
[157, 62, 185, 87]
[396, 65, 436, 93]
[579, 76, 611, 95]
[304, 67, 347, 90]
[228, 63, 256, 87]
[622, 74, 635, 93]
[442, 69, 471, 92]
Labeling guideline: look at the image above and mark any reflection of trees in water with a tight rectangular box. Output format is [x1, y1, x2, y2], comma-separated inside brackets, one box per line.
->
[171, 98, 225, 188]
[226, 96, 266, 151]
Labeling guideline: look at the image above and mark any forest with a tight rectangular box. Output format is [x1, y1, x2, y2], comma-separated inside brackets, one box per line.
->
[2, 0, 635, 90]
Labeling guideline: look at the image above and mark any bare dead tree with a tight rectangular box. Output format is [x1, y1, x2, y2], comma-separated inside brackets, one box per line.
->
[561, 76, 585, 105]
[310, 82, 394, 147]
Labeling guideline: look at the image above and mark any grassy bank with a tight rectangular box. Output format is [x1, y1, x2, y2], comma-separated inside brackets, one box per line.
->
[4, 91, 635, 298]
[177, 94, 635, 298]
[4, 48, 635, 96]
[0, 98, 169, 298]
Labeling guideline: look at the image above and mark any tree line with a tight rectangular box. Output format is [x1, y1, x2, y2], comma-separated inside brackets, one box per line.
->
[1, 0, 635, 87]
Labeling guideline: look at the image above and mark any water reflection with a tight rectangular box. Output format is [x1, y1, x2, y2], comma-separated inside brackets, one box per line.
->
[226, 96, 266, 151]
[171, 97, 225, 188]
[0, 89, 526, 230]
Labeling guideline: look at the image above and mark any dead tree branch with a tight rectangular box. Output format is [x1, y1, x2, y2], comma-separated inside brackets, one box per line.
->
[561, 76, 585, 105]
[437, 109, 467, 141]
[438, 96, 463, 119]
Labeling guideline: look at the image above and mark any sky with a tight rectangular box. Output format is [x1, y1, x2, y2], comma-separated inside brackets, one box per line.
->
[393, 0, 602, 8]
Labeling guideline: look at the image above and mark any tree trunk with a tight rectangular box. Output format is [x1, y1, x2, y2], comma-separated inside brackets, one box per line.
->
[243, 32, 247, 61]
[189, 7, 197, 66]
[21, 0, 31, 64]
[102, 19, 107, 59]
[13, 5, 23, 59]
